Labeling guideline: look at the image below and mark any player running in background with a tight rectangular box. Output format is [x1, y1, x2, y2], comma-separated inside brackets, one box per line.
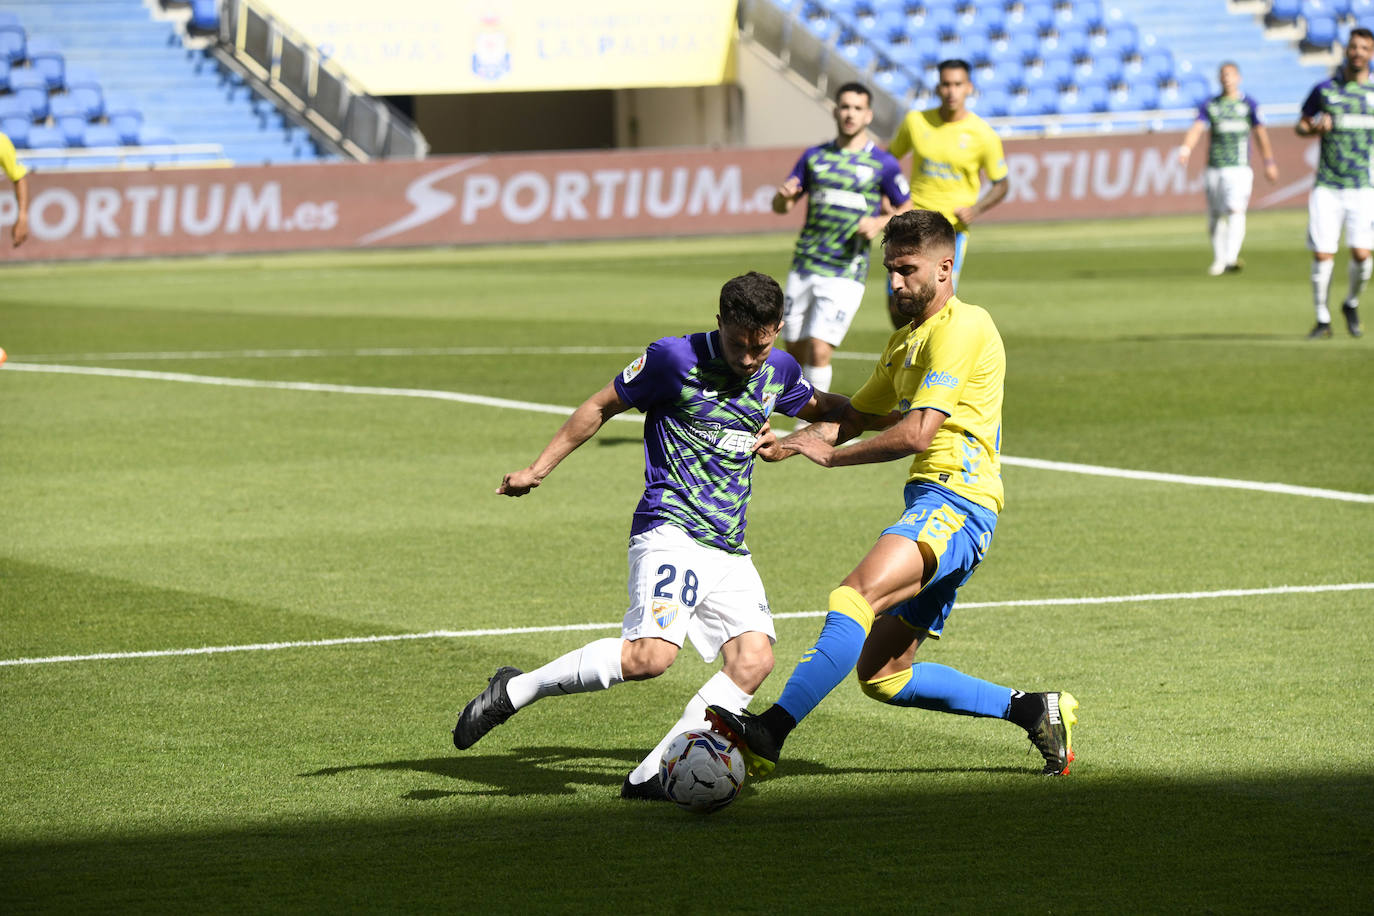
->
[883, 59, 1008, 326]
[1296, 27, 1374, 339]
[707, 211, 1077, 779]
[453, 272, 849, 801]
[1177, 62, 1279, 276]
[773, 81, 911, 394]
[1, 129, 30, 248]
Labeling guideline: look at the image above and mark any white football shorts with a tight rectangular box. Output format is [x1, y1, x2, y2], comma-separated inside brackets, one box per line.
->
[1307, 185, 1374, 254]
[1204, 166, 1254, 216]
[782, 271, 867, 348]
[621, 523, 776, 664]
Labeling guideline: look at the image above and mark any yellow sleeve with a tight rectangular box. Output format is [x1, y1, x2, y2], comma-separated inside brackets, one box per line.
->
[0, 133, 28, 183]
[911, 314, 980, 416]
[980, 124, 1008, 183]
[888, 113, 913, 162]
[850, 345, 899, 417]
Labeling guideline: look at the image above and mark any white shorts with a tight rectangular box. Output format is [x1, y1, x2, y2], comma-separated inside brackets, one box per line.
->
[622, 524, 776, 664]
[1307, 185, 1374, 254]
[1204, 166, 1253, 216]
[782, 271, 866, 348]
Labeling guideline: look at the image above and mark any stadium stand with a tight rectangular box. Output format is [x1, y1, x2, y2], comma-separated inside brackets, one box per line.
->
[749, 0, 1338, 135]
[0, 0, 328, 169]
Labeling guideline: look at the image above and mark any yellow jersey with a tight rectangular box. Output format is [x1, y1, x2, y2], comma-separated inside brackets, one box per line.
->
[1, 132, 28, 183]
[888, 108, 1007, 233]
[850, 296, 1005, 513]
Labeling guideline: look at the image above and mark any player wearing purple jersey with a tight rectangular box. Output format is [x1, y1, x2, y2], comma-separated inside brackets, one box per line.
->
[452, 272, 849, 801]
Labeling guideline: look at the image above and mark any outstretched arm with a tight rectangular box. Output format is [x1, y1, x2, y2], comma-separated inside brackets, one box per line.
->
[755, 390, 899, 461]
[788, 406, 944, 469]
[497, 381, 630, 496]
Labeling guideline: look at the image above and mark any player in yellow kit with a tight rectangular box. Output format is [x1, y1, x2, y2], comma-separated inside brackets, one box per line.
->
[0, 130, 30, 247]
[707, 210, 1077, 779]
[885, 59, 1008, 325]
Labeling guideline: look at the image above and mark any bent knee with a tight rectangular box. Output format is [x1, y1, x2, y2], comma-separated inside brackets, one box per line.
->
[621, 638, 678, 680]
[857, 668, 912, 702]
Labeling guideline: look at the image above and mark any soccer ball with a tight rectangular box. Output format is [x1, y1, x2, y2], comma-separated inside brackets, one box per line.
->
[659, 729, 746, 813]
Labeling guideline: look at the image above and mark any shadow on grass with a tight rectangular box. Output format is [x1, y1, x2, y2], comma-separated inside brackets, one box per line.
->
[3, 772, 1371, 911]
[299, 746, 905, 800]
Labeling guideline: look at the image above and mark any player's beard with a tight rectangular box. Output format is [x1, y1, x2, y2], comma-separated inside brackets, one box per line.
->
[894, 276, 939, 320]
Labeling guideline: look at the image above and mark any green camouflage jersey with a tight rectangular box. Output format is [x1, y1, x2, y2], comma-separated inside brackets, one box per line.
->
[1197, 93, 1263, 168]
[785, 140, 910, 283]
[1301, 75, 1374, 189]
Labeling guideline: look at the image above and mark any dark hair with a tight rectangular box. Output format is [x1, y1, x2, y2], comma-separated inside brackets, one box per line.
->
[1219, 60, 1239, 73]
[1353, 26, 1374, 42]
[719, 271, 784, 329]
[937, 59, 971, 78]
[834, 81, 872, 104]
[883, 210, 956, 256]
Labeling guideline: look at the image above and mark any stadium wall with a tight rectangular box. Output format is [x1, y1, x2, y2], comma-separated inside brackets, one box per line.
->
[1, 130, 1316, 263]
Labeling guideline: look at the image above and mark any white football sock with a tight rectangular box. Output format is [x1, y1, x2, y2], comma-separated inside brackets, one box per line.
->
[1210, 214, 1227, 266]
[505, 637, 624, 710]
[1225, 212, 1246, 265]
[1313, 259, 1334, 324]
[626, 671, 753, 785]
[1347, 257, 1371, 306]
[804, 363, 833, 393]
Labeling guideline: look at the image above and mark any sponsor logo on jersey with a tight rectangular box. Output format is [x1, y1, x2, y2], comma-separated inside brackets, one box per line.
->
[922, 369, 959, 389]
[652, 600, 679, 629]
[622, 352, 647, 383]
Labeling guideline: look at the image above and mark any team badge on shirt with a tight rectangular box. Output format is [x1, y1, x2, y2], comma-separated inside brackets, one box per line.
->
[652, 599, 679, 629]
[622, 352, 647, 383]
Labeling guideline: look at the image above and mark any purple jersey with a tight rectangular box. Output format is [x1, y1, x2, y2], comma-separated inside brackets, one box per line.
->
[613, 331, 813, 554]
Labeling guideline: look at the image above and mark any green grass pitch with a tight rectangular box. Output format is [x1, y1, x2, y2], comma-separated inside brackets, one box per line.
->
[1, 210, 1371, 912]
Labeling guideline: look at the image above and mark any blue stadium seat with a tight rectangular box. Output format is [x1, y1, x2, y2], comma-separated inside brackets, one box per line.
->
[977, 4, 1008, 38]
[56, 115, 86, 146]
[1352, 0, 1374, 17]
[1178, 73, 1213, 105]
[0, 58, 9, 92]
[6, 65, 45, 94]
[12, 86, 49, 120]
[0, 114, 30, 147]
[0, 25, 24, 64]
[84, 124, 122, 148]
[1053, 24, 1092, 62]
[0, 12, 19, 29]
[971, 87, 1012, 117]
[1303, 0, 1352, 16]
[1088, 53, 1125, 86]
[49, 92, 101, 122]
[927, 6, 959, 40]
[958, 31, 992, 67]
[1137, 48, 1175, 85]
[1304, 14, 1340, 51]
[27, 124, 67, 150]
[1017, 1, 1056, 35]
[1074, 79, 1111, 112]
[1056, 92, 1095, 115]
[838, 38, 879, 72]
[1106, 81, 1158, 113]
[873, 64, 916, 98]
[1039, 53, 1076, 90]
[1268, 0, 1302, 25]
[1009, 30, 1043, 65]
[1010, 86, 1059, 116]
[189, 0, 221, 33]
[1061, 0, 1106, 30]
[25, 40, 65, 91]
[1097, 23, 1140, 58]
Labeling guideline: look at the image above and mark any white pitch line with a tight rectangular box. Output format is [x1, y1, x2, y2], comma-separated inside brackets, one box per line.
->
[2, 582, 1369, 668]
[8, 361, 1373, 503]
[16, 345, 654, 362]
